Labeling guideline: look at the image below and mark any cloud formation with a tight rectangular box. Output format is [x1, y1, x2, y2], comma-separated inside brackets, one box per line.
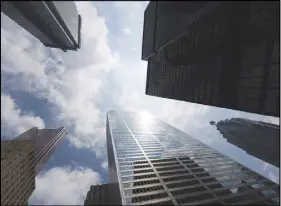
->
[1, 2, 118, 151]
[29, 166, 101, 205]
[1, 93, 45, 138]
[123, 28, 132, 35]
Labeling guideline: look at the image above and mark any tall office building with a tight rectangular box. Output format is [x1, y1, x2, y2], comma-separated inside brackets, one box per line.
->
[107, 110, 279, 205]
[1, 1, 82, 51]
[15, 127, 67, 174]
[210, 118, 280, 168]
[142, 1, 280, 117]
[1, 140, 35, 205]
[84, 183, 122, 205]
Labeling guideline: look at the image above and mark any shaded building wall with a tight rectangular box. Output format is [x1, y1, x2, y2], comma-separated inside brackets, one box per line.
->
[106, 114, 118, 183]
[1, 140, 36, 205]
[15, 127, 67, 174]
[142, 1, 280, 117]
[84, 183, 122, 205]
[215, 118, 280, 167]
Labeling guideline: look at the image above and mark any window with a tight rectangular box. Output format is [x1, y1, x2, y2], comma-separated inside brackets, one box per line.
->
[145, 200, 174, 205]
[156, 165, 185, 172]
[153, 162, 181, 168]
[167, 180, 200, 189]
[151, 158, 177, 163]
[159, 169, 190, 177]
[120, 164, 151, 171]
[128, 192, 169, 203]
[123, 179, 160, 189]
[171, 186, 207, 196]
[176, 192, 215, 204]
[119, 161, 149, 167]
[163, 174, 195, 183]
[122, 174, 157, 182]
[121, 169, 154, 176]
[124, 185, 164, 196]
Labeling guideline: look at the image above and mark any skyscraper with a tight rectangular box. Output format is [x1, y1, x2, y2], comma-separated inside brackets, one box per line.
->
[1, 140, 35, 205]
[142, 1, 280, 117]
[15, 127, 67, 174]
[211, 118, 280, 168]
[1, 1, 82, 51]
[107, 110, 279, 205]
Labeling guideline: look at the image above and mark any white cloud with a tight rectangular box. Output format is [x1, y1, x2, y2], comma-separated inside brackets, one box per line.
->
[1, 2, 118, 152]
[101, 160, 108, 170]
[123, 27, 132, 35]
[1, 93, 45, 138]
[29, 166, 101, 205]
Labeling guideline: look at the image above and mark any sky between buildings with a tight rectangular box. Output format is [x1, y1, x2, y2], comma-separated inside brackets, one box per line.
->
[1, 2, 279, 205]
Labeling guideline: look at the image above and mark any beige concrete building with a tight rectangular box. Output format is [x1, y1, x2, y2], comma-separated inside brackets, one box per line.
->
[1, 140, 36, 205]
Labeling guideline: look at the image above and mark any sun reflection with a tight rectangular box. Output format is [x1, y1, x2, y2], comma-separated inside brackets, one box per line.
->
[139, 111, 153, 127]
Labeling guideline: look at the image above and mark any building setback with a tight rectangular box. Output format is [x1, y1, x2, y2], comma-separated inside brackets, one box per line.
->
[106, 110, 279, 205]
[142, 1, 280, 117]
[1, 140, 35, 205]
[1, 1, 82, 51]
[211, 118, 280, 168]
[15, 127, 67, 174]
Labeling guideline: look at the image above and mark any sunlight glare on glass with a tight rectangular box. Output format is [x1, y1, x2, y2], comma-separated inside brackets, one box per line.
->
[139, 111, 154, 127]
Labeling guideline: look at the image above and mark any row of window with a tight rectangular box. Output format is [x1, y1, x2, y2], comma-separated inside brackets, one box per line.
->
[117, 154, 144, 159]
[118, 157, 147, 163]
[116, 149, 142, 154]
[120, 164, 151, 172]
[123, 179, 160, 189]
[153, 161, 181, 168]
[124, 185, 164, 196]
[156, 165, 185, 172]
[122, 173, 157, 182]
[143, 147, 165, 151]
[119, 161, 149, 167]
[121, 169, 154, 177]
[116, 150, 142, 154]
[144, 149, 165, 153]
[126, 192, 169, 204]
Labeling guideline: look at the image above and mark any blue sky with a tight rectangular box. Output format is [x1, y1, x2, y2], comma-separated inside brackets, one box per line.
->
[1, 2, 279, 205]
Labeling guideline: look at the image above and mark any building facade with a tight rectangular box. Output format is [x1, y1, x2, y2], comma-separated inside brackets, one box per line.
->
[1, 140, 35, 205]
[1, 1, 82, 51]
[142, 1, 279, 117]
[211, 118, 280, 168]
[15, 127, 67, 174]
[107, 110, 279, 205]
[84, 183, 122, 205]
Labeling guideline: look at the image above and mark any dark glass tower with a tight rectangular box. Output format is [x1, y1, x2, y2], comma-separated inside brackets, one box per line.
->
[106, 110, 279, 205]
[142, 1, 280, 117]
[211, 118, 280, 168]
[84, 183, 122, 205]
[15, 127, 67, 174]
[1, 1, 82, 51]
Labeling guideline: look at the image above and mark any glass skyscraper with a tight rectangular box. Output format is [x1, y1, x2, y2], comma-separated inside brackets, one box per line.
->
[1, 1, 82, 51]
[107, 110, 279, 205]
[142, 1, 279, 117]
[211, 118, 279, 168]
